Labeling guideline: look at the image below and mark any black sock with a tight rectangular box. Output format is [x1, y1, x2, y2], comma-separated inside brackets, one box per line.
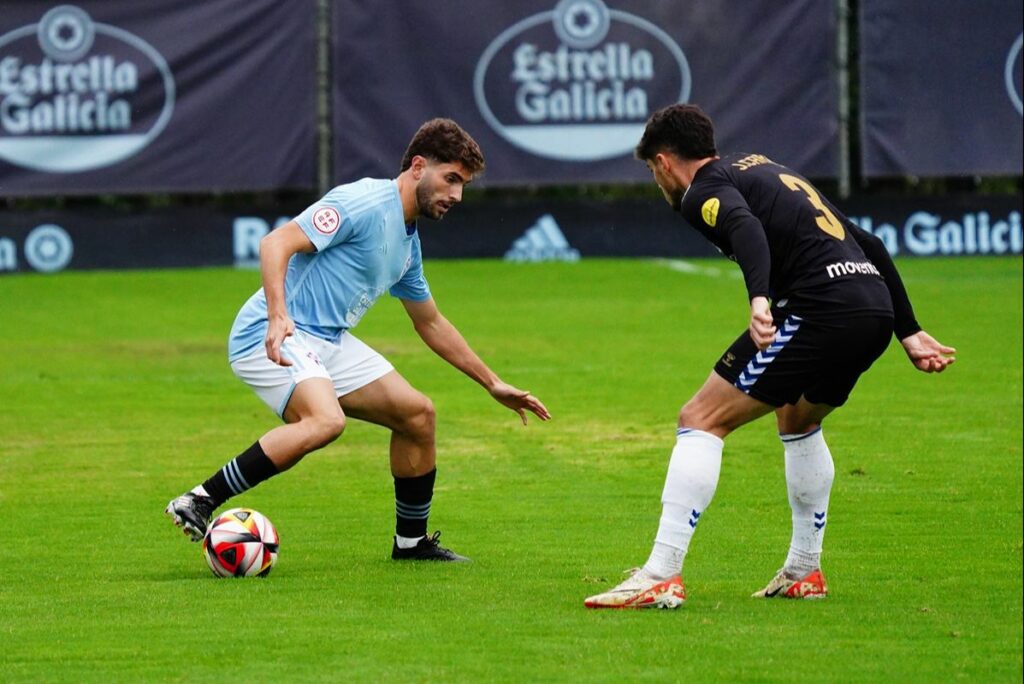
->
[201, 441, 279, 508]
[394, 468, 436, 538]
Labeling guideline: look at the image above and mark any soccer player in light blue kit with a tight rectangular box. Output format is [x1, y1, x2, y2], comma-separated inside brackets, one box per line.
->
[167, 119, 550, 561]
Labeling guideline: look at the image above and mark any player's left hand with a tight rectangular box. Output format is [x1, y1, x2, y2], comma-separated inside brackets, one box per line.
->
[900, 330, 956, 373]
[488, 382, 551, 425]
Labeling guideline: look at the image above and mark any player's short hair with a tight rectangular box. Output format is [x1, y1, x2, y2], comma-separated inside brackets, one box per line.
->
[400, 118, 485, 176]
[635, 104, 717, 162]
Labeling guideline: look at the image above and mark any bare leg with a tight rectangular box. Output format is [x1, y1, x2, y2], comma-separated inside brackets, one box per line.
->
[337, 371, 436, 477]
[336, 370, 468, 559]
[775, 396, 835, 435]
[678, 371, 776, 437]
[260, 377, 348, 471]
[167, 377, 345, 541]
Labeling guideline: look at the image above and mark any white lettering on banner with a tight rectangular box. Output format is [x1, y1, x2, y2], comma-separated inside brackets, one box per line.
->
[511, 43, 654, 83]
[474, 0, 691, 161]
[904, 212, 940, 254]
[0, 237, 15, 270]
[1, 89, 132, 133]
[511, 43, 651, 122]
[233, 216, 290, 268]
[0, 55, 137, 96]
[851, 211, 1022, 256]
[848, 216, 900, 255]
[0, 6, 175, 172]
[514, 77, 648, 123]
[869, 211, 1023, 256]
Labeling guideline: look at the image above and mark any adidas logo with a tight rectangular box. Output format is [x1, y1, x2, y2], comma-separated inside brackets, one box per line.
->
[504, 214, 580, 262]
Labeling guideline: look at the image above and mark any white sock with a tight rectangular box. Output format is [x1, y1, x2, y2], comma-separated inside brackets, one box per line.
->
[643, 428, 724, 579]
[781, 427, 834, 576]
[395, 534, 424, 549]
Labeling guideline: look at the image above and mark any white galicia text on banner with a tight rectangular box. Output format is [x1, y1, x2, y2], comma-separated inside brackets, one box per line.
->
[474, 0, 690, 161]
[0, 5, 175, 172]
[850, 211, 1023, 257]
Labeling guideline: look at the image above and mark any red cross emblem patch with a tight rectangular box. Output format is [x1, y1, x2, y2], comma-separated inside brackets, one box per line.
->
[312, 207, 341, 235]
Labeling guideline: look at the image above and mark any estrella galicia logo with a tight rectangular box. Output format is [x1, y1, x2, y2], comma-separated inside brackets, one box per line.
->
[474, 0, 691, 161]
[24, 223, 73, 272]
[1006, 33, 1023, 116]
[0, 5, 175, 172]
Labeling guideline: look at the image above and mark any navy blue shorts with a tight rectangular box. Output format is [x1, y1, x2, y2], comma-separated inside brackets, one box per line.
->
[713, 312, 894, 407]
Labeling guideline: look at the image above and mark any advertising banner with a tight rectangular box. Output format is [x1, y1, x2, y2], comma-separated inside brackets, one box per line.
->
[0, 1, 316, 196]
[331, 0, 838, 186]
[1, 196, 1018, 275]
[860, 0, 1024, 177]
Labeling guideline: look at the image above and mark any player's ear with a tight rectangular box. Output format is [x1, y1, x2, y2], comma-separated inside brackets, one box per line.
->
[655, 152, 672, 173]
[411, 155, 428, 180]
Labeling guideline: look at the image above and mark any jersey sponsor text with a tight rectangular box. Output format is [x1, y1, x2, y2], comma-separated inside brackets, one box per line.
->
[825, 260, 881, 279]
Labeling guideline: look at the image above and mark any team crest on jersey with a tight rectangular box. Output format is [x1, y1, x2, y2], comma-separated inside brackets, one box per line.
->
[701, 197, 720, 227]
[312, 207, 340, 235]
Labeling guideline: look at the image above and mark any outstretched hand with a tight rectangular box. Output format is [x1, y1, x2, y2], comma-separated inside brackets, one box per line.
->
[489, 381, 551, 425]
[901, 330, 956, 373]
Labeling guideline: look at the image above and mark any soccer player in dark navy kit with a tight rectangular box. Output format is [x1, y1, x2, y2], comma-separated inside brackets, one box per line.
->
[586, 104, 955, 608]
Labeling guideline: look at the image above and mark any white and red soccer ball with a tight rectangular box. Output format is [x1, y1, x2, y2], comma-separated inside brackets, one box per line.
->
[202, 508, 279, 578]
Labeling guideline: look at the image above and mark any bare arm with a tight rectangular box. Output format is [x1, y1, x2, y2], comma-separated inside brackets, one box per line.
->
[401, 297, 551, 424]
[260, 221, 315, 366]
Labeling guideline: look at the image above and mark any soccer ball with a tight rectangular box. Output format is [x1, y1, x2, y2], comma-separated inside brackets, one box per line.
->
[202, 508, 279, 578]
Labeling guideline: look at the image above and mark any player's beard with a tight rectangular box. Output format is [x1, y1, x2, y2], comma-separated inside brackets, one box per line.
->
[416, 180, 448, 221]
[660, 184, 684, 211]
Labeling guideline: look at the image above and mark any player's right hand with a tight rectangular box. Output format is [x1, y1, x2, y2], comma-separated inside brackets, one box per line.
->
[748, 296, 777, 350]
[265, 313, 295, 367]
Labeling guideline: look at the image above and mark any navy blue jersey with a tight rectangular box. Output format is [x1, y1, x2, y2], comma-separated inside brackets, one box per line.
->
[679, 154, 907, 326]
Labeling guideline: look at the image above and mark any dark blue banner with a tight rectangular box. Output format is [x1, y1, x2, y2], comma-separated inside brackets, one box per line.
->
[2, 195, 1017, 275]
[860, 0, 1024, 177]
[331, 0, 838, 186]
[0, 1, 316, 196]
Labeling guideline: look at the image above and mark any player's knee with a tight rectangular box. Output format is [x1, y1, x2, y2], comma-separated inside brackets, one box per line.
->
[305, 412, 346, 449]
[779, 418, 820, 435]
[678, 401, 711, 431]
[411, 396, 436, 434]
[399, 395, 435, 440]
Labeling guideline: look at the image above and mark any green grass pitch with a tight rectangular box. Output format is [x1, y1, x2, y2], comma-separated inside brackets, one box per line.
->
[0, 257, 1021, 682]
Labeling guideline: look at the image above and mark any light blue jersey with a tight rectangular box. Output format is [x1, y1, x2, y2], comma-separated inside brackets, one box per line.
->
[228, 178, 431, 361]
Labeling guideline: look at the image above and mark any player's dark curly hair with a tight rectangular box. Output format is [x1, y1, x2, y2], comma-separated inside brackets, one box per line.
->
[400, 118, 485, 175]
[635, 104, 717, 161]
